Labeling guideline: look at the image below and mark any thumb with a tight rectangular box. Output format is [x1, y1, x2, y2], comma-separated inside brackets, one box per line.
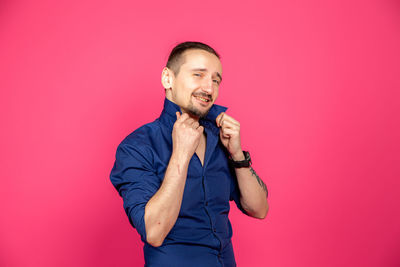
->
[220, 128, 229, 139]
[216, 112, 224, 127]
[197, 125, 204, 133]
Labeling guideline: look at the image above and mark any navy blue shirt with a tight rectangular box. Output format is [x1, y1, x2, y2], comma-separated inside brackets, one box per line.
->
[110, 98, 248, 267]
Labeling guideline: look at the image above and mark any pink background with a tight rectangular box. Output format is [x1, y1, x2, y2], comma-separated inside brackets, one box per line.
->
[1, 0, 399, 266]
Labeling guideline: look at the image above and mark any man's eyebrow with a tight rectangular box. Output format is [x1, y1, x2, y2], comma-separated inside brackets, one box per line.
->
[190, 68, 222, 81]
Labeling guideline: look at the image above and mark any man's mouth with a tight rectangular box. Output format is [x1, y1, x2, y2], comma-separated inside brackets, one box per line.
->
[193, 94, 212, 103]
[195, 96, 210, 102]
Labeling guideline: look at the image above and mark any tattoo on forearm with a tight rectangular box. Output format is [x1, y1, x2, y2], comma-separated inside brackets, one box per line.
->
[250, 167, 268, 196]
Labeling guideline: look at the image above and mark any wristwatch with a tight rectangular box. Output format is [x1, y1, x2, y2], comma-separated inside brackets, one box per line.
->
[228, 151, 252, 168]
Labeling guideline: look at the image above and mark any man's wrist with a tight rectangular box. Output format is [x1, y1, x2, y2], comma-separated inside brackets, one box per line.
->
[170, 150, 191, 165]
[229, 151, 252, 168]
[231, 150, 245, 161]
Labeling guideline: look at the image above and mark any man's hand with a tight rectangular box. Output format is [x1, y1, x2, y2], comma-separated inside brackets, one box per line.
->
[172, 112, 204, 158]
[216, 112, 244, 160]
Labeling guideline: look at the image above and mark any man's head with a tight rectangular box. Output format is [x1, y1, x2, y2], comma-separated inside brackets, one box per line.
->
[162, 41, 222, 119]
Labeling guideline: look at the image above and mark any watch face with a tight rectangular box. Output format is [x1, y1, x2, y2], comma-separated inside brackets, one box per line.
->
[245, 151, 252, 166]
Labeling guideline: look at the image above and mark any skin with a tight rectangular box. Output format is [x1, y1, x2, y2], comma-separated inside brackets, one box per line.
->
[163, 49, 222, 119]
[144, 49, 269, 247]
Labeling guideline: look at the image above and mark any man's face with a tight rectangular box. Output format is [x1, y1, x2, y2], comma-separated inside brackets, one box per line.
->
[165, 49, 222, 119]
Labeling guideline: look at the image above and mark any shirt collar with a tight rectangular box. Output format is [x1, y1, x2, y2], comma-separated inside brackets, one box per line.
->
[159, 98, 228, 132]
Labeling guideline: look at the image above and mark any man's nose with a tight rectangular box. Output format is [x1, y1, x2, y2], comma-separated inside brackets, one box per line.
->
[201, 77, 214, 94]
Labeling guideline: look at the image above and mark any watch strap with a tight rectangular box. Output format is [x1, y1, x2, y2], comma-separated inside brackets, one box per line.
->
[228, 151, 252, 168]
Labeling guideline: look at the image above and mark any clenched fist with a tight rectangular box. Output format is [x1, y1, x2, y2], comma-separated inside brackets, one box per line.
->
[216, 112, 244, 161]
[172, 112, 204, 159]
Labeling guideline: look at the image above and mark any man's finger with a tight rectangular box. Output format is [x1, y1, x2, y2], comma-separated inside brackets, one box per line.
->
[191, 121, 200, 129]
[179, 112, 190, 122]
[220, 113, 240, 126]
[221, 128, 237, 137]
[216, 112, 225, 127]
[219, 113, 225, 127]
[184, 117, 196, 126]
[215, 113, 221, 127]
[220, 130, 230, 139]
[220, 119, 239, 130]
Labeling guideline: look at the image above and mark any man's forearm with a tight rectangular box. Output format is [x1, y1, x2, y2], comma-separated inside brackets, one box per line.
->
[232, 151, 269, 219]
[144, 152, 190, 247]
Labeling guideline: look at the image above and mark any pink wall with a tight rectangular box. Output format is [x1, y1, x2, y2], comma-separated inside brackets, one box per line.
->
[1, 0, 399, 266]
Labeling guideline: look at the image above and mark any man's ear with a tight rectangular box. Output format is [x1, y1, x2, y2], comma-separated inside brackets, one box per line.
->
[161, 67, 173, 89]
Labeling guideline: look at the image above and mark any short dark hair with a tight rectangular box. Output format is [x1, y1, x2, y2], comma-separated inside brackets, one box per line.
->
[166, 41, 220, 75]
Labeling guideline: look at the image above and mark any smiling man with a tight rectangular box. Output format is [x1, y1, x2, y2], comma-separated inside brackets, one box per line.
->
[110, 41, 269, 267]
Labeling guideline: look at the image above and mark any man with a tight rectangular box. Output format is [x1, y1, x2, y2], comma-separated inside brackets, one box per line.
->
[110, 41, 269, 267]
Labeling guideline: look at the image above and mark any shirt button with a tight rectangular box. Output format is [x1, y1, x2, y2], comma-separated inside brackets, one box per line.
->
[213, 228, 217, 232]
[205, 201, 208, 206]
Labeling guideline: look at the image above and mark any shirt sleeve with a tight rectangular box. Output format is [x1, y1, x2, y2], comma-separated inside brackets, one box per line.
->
[110, 141, 161, 242]
[228, 166, 250, 216]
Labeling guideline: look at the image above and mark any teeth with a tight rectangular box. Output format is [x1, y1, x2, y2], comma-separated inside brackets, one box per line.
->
[196, 96, 209, 102]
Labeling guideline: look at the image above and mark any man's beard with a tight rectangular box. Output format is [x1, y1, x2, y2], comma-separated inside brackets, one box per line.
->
[184, 101, 211, 119]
